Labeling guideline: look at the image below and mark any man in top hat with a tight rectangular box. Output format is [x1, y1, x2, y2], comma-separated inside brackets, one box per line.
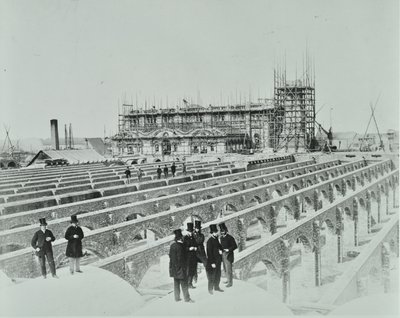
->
[193, 220, 207, 283]
[125, 166, 131, 184]
[219, 222, 237, 287]
[156, 165, 162, 179]
[171, 161, 176, 177]
[206, 224, 224, 294]
[169, 229, 194, 303]
[163, 164, 169, 178]
[183, 222, 198, 288]
[64, 215, 84, 275]
[31, 218, 58, 279]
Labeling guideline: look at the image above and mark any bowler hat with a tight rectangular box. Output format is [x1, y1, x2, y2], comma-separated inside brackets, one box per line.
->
[194, 220, 202, 229]
[173, 229, 183, 240]
[70, 215, 79, 224]
[39, 218, 47, 226]
[219, 222, 228, 232]
[209, 224, 218, 233]
[186, 222, 194, 232]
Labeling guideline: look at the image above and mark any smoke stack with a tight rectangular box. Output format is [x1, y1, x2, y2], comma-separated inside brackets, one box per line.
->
[50, 119, 60, 150]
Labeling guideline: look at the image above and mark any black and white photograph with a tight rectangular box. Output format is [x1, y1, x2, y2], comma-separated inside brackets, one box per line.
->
[0, 0, 398, 316]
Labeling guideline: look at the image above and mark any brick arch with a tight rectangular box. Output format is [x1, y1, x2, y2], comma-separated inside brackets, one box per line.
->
[290, 234, 313, 252]
[248, 195, 262, 205]
[125, 212, 146, 221]
[81, 240, 109, 258]
[320, 190, 328, 200]
[334, 183, 341, 193]
[201, 194, 215, 201]
[306, 179, 314, 187]
[346, 179, 352, 188]
[127, 244, 171, 288]
[358, 197, 366, 209]
[370, 190, 378, 202]
[320, 218, 335, 234]
[271, 189, 283, 199]
[291, 183, 300, 192]
[343, 206, 353, 221]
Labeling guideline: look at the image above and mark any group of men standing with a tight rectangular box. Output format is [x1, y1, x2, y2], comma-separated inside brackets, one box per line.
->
[31, 215, 84, 279]
[169, 221, 237, 303]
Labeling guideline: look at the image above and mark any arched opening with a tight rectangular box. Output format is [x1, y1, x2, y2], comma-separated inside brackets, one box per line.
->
[320, 219, 343, 284]
[276, 205, 292, 228]
[357, 197, 369, 242]
[246, 217, 269, 247]
[303, 197, 314, 213]
[137, 254, 172, 293]
[291, 183, 300, 193]
[125, 213, 156, 242]
[246, 259, 281, 298]
[230, 188, 239, 194]
[289, 235, 317, 302]
[7, 161, 16, 168]
[247, 196, 262, 208]
[319, 175, 325, 182]
[201, 194, 214, 201]
[224, 203, 238, 216]
[271, 189, 282, 199]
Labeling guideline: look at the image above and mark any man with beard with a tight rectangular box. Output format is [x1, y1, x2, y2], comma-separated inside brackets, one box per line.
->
[183, 222, 198, 289]
[169, 229, 194, 303]
[206, 224, 224, 294]
[193, 220, 207, 284]
[219, 222, 237, 287]
[65, 214, 85, 275]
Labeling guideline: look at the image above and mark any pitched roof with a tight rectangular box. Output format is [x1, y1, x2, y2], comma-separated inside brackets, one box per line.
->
[27, 149, 107, 166]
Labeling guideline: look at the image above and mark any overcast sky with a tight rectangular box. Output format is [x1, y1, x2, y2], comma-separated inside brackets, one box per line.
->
[0, 0, 398, 139]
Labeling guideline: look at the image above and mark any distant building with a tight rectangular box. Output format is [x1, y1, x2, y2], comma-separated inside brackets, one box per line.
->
[27, 149, 107, 166]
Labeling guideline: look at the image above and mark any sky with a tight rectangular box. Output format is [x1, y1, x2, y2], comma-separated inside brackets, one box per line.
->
[0, 0, 398, 140]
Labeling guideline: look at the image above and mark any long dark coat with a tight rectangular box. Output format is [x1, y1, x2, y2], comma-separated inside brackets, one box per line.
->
[169, 241, 187, 279]
[65, 225, 84, 258]
[220, 233, 238, 263]
[183, 234, 198, 276]
[194, 231, 207, 264]
[206, 236, 222, 270]
[31, 229, 55, 256]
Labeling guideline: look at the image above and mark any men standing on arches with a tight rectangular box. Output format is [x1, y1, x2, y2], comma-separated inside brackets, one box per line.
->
[183, 222, 198, 289]
[31, 218, 58, 279]
[169, 229, 194, 303]
[65, 215, 84, 275]
[219, 222, 237, 287]
[206, 224, 224, 294]
[193, 220, 207, 284]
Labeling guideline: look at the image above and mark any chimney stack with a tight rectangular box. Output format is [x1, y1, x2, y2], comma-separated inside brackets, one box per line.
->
[50, 119, 60, 150]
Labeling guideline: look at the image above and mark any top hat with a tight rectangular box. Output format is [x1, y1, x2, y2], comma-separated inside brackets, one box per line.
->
[219, 222, 228, 232]
[70, 215, 79, 224]
[173, 229, 183, 240]
[209, 224, 218, 233]
[186, 222, 194, 232]
[194, 220, 202, 229]
[39, 218, 47, 226]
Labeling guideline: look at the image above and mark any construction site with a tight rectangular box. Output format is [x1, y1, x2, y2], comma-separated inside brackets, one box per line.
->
[112, 61, 317, 157]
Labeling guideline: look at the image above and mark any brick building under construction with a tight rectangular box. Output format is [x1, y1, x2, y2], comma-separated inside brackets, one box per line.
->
[112, 66, 315, 157]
